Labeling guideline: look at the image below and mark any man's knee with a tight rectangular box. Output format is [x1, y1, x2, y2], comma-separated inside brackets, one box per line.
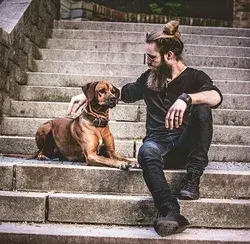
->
[190, 104, 212, 123]
[138, 141, 162, 167]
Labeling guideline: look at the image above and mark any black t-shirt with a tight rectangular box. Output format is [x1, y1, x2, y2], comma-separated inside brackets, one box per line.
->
[121, 67, 223, 135]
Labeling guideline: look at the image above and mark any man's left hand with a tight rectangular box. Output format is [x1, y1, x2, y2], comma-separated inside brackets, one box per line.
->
[165, 99, 187, 129]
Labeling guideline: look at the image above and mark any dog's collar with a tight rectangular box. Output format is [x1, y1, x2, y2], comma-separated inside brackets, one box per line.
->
[82, 110, 109, 127]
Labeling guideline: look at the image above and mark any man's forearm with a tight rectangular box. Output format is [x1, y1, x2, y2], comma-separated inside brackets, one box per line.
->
[188, 90, 222, 107]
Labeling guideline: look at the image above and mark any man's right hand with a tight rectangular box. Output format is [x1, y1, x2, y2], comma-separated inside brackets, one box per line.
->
[67, 94, 87, 116]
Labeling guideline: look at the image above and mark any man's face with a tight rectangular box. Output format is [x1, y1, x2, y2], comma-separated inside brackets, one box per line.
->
[146, 42, 162, 70]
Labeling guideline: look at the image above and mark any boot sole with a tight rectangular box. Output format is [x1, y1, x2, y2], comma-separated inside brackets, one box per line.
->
[178, 190, 199, 200]
[154, 218, 190, 237]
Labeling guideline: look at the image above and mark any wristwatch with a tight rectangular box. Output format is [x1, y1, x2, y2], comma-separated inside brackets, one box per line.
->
[178, 93, 192, 106]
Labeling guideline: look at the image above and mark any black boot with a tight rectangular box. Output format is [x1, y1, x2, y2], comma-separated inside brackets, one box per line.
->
[154, 210, 190, 236]
[178, 172, 201, 200]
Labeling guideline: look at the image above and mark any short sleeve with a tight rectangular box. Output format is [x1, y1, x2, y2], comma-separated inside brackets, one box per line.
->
[192, 70, 223, 109]
[121, 70, 149, 103]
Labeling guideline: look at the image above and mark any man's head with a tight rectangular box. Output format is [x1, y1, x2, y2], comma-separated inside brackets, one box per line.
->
[146, 20, 184, 70]
[145, 20, 184, 91]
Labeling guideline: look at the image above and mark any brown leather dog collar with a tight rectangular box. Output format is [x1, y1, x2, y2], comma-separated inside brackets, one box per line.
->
[82, 110, 109, 127]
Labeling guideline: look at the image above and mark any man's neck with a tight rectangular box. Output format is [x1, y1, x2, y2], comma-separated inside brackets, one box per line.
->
[170, 61, 186, 80]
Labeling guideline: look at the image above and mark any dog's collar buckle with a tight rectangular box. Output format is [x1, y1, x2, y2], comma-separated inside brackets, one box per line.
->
[92, 117, 108, 127]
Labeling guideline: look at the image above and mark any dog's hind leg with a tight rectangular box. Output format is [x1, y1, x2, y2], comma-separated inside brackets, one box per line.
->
[36, 121, 58, 160]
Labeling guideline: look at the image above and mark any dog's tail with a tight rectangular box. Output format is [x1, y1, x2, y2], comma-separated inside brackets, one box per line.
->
[1, 152, 39, 159]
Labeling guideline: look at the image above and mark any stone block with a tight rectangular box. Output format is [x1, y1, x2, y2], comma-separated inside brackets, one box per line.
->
[0, 67, 7, 90]
[71, 9, 84, 19]
[0, 29, 9, 46]
[71, 1, 83, 9]
[0, 44, 9, 69]
[61, 0, 72, 9]
[0, 163, 14, 190]
[61, 5, 71, 19]
[48, 193, 250, 228]
[0, 191, 47, 222]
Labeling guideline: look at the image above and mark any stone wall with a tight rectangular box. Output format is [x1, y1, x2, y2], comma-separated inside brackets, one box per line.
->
[61, 0, 95, 20]
[0, 0, 60, 118]
[233, 0, 250, 27]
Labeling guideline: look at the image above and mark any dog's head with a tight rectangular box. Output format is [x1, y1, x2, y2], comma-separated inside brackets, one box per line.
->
[82, 81, 120, 109]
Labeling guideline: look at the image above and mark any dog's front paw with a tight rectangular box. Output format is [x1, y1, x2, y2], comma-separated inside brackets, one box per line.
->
[128, 159, 140, 169]
[123, 158, 140, 169]
[117, 161, 130, 170]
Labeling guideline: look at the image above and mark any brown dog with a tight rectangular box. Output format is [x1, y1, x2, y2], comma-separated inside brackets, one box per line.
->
[35, 81, 138, 169]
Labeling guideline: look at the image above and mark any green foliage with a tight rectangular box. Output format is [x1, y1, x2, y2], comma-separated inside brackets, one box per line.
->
[149, 3, 163, 15]
[150, 1, 182, 16]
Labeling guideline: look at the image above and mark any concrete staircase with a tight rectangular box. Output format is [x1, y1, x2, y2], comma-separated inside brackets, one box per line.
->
[0, 20, 250, 242]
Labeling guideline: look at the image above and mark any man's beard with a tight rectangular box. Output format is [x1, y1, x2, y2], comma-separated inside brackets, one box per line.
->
[147, 63, 171, 92]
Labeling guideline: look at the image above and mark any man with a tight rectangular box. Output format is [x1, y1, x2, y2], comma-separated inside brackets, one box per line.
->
[68, 20, 223, 236]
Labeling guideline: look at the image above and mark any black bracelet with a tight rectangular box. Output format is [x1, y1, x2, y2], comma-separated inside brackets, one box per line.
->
[178, 93, 192, 106]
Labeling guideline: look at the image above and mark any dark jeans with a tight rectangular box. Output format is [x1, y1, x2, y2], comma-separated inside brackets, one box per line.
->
[138, 104, 213, 213]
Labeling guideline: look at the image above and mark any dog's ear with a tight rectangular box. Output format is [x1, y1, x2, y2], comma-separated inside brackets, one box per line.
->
[113, 85, 120, 99]
[82, 82, 99, 101]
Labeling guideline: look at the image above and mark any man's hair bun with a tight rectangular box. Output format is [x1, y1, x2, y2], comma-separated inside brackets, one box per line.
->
[163, 20, 180, 38]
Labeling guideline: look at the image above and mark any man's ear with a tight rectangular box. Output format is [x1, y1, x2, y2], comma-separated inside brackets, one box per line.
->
[164, 51, 173, 62]
[82, 82, 99, 101]
[113, 85, 120, 99]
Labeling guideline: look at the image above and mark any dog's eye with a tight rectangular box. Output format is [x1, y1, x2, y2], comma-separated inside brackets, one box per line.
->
[111, 89, 115, 94]
[99, 89, 105, 94]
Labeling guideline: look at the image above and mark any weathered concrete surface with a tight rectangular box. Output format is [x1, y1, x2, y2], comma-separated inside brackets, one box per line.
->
[15, 164, 250, 199]
[26, 72, 137, 88]
[0, 135, 134, 157]
[0, 136, 38, 154]
[26, 73, 250, 94]
[52, 29, 250, 47]
[40, 49, 250, 68]
[0, 223, 249, 244]
[0, 191, 47, 222]
[33, 60, 250, 80]
[1, 118, 250, 145]
[0, 135, 249, 161]
[47, 39, 250, 57]
[14, 85, 250, 110]
[48, 193, 250, 228]
[54, 21, 250, 37]
[0, 163, 14, 190]
[10, 101, 250, 126]
[220, 94, 250, 110]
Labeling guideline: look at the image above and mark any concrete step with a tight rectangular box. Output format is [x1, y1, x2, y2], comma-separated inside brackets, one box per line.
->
[17, 86, 250, 110]
[26, 73, 250, 94]
[12, 163, 250, 199]
[0, 135, 249, 161]
[0, 135, 134, 157]
[0, 190, 249, 228]
[33, 60, 250, 80]
[54, 21, 250, 37]
[47, 39, 250, 57]
[39, 49, 250, 68]
[1, 223, 250, 244]
[10, 101, 250, 126]
[52, 29, 250, 47]
[1, 118, 250, 145]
